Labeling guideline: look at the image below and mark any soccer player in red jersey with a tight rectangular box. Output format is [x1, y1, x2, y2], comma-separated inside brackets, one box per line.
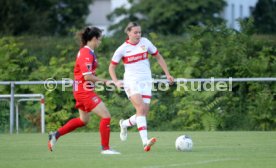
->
[48, 27, 120, 155]
[109, 22, 174, 152]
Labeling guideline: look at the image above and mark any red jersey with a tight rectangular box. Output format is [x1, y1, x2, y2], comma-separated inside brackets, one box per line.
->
[73, 46, 98, 93]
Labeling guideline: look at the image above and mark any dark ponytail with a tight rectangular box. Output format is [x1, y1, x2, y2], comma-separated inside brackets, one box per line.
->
[77, 27, 102, 47]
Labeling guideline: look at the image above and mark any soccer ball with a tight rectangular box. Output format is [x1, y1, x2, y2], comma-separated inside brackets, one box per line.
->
[175, 135, 193, 151]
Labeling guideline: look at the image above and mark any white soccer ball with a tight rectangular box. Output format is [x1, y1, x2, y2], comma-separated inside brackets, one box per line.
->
[175, 135, 193, 151]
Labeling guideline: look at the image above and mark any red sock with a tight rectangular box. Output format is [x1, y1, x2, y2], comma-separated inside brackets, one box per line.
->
[57, 118, 85, 139]
[99, 118, 111, 150]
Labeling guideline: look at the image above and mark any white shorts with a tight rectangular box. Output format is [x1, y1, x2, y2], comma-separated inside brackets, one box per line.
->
[124, 79, 152, 104]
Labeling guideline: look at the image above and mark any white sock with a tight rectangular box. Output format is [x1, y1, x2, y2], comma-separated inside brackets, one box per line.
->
[122, 114, 136, 127]
[136, 116, 148, 145]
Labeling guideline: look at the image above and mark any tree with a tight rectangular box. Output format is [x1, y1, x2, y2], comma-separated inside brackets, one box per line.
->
[107, 0, 226, 35]
[252, 0, 276, 34]
[0, 0, 92, 36]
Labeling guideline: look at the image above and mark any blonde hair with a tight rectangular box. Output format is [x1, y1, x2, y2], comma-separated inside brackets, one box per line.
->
[124, 22, 140, 33]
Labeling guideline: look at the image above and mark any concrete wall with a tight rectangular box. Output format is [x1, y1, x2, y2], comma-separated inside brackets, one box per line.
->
[222, 0, 258, 30]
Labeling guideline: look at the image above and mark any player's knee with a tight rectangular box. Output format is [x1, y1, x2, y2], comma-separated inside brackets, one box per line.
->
[104, 113, 111, 118]
[142, 102, 150, 112]
[80, 116, 90, 124]
[136, 105, 147, 115]
[101, 110, 111, 118]
[81, 118, 89, 125]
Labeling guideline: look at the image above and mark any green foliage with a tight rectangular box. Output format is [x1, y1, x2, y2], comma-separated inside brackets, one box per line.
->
[0, 0, 92, 36]
[252, 0, 276, 34]
[202, 112, 221, 131]
[145, 23, 275, 131]
[0, 37, 40, 132]
[27, 42, 77, 132]
[108, 0, 226, 35]
[0, 100, 9, 133]
[0, 37, 39, 81]
[18, 102, 41, 132]
[0, 22, 275, 132]
[247, 85, 276, 130]
[0, 36, 78, 132]
[202, 97, 225, 131]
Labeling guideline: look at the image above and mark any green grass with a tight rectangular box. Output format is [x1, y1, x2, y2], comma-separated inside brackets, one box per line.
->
[0, 132, 276, 168]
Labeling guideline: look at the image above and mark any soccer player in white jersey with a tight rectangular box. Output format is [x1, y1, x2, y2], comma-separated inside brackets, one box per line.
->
[109, 22, 174, 152]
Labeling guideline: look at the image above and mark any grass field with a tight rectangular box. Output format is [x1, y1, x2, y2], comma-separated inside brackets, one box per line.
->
[0, 131, 276, 168]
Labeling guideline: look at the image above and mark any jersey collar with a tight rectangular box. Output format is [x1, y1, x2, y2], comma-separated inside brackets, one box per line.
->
[84, 45, 94, 53]
[125, 38, 140, 46]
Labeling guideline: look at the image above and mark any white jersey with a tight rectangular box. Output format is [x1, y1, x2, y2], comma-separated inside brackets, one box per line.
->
[111, 37, 159, 81]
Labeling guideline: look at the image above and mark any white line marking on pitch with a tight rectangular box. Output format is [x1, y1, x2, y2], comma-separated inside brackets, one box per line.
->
[143, 158, 240, 168]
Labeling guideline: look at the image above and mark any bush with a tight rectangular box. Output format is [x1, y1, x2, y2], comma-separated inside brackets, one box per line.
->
[0, 23, 275, 132]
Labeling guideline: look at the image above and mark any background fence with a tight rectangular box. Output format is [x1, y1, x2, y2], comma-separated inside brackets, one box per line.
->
[1, 77, 275, 134]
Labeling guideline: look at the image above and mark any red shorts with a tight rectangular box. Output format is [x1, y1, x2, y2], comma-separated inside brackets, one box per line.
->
[74, 92, 102, 112]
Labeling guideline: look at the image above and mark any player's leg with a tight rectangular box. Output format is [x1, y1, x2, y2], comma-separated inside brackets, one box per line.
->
[91, 101, 111, 151]
[130, 95, 156, 152]
[119, 113, 136, 141]
[118, 82, 138, 141]
[121, 114, 137, 127]
[91, 101, 120, 154]
[48, 109, 86, 152]
[140, 80, 156, 152]
[119, 96, 150, 141]
[129, 94, 152, 148]
[48, 93, 95, 152]
[141, 79, 152, 116]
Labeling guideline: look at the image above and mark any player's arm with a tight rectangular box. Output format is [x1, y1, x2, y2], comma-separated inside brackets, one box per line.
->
[84, 74, 108, 84]
[146, 37, 174, 84]
[155, 53, 174, 84]
[109, 47, 124, 88]
[109, 63, 123, 88]
[78, 54, 110, 84]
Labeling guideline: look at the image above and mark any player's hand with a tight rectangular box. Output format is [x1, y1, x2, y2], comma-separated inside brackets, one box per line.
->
[166, 75, 174, 85]
[114, 80, 124, 88]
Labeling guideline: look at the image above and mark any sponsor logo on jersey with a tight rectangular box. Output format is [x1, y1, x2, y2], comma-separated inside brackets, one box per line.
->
[123, 52, 148, 64]
[127, 55, 143, 62]
[86, 63, 92, 71]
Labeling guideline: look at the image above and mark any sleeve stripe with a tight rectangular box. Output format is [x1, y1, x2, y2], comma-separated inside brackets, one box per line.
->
[111, 61, 119, 65]
[82, 72, 92, 75]
[152, 50, 159, 56]
[142, 95, 152, 99]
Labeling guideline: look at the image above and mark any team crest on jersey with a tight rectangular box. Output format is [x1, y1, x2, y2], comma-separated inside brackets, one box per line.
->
[140, 45, 146, 51]
[92, 96, 99, 103]
[86, 63, 92, 71]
